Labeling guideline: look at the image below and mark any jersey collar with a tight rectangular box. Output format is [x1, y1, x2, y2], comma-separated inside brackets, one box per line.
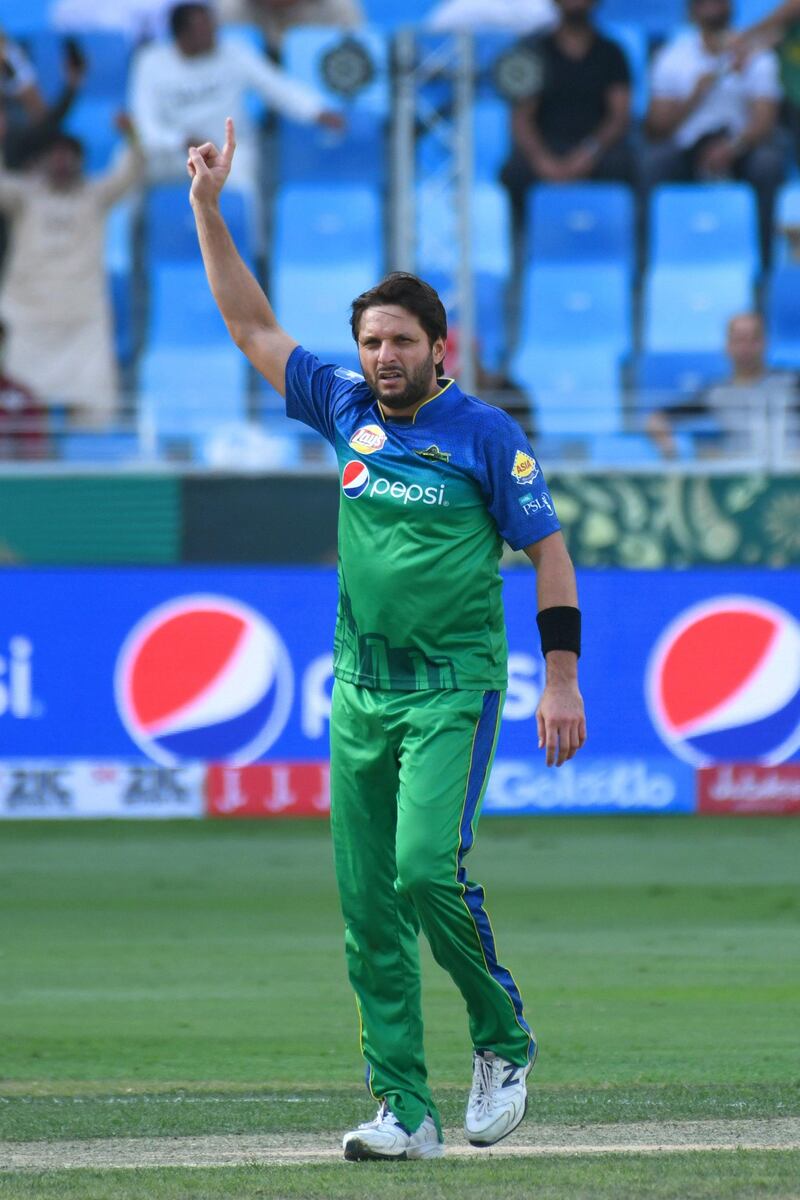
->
[377, 378, 460, 425]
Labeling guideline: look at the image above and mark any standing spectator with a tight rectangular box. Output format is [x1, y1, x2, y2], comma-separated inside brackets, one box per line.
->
[129, 2, 342, 193]
[642, 0, 785, 267]
[0, 121, 143, 429]
[645, 311, 800, 461]
[500, 0, 634, 228]
[426, 0, 557, 34]
[216, 0, 363, 50]
[0, 320, 48, 460]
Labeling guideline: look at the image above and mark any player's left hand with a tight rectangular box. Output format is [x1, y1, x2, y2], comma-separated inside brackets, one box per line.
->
[537, 681, 586, 768]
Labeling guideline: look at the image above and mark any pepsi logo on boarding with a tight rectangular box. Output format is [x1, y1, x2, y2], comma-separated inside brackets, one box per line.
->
[115, 595, 294, 766]
[646, 596, 800, 766]
[341, 460, 370, 499]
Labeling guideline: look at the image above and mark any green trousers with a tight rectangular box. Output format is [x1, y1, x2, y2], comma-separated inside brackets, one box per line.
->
[330, 680, 533, 1137]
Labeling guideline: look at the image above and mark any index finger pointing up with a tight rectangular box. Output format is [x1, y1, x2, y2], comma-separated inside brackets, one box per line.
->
[222, 116, 236, 166]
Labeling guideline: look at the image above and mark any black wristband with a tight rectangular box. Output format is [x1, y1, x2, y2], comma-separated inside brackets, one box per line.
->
[537, 606, 581, 658]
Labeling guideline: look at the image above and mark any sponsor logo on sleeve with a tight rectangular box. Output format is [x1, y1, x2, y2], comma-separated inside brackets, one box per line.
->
[511, 449, 539, 484]
[334, 367, 365, 382]
[519, 492, 553, 516]
[348, 424, 386, 455]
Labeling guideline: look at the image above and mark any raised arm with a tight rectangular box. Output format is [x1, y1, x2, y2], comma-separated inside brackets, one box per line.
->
[188, 118, 297, 394]
[524, 531, 586, 768]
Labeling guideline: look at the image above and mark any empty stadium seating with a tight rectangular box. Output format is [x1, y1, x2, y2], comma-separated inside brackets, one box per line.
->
[526, 184, 635, 272]
[765, 267, 800, 367]
[649, 184, 760, 273]
[643, 267, 754, 352]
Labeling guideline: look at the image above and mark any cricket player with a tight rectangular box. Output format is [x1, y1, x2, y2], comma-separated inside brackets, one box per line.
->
[188, 119, 586, 1162]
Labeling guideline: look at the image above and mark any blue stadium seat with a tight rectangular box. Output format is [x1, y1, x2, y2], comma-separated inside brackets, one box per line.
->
[512, 346, 622, 436]
[633, 351, 729, 410]
[273, 185, 383, 276]
[765, 266, 800, 366]
[518, 265, 632, 355]
[650, 184, 759, 272]
[139, 348, 248, 440]
[643, 266, 753, 351]
[145, 186, 254, 266]
[361, 0, 435, 29]
[148, 264, 230, 346]
[595, 0, 684, 35]
[472, 100, 511, 182]
[2, 0, 51, 35]
[273, 263, 374, 357]
[527, 184, 635, 271]
[278, 27, 388, 184]
[64, 98, 121, 173]
[281, 27, 389, 117]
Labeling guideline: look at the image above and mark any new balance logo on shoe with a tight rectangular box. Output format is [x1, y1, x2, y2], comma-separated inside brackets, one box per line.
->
[465, 1041, 538, 1147]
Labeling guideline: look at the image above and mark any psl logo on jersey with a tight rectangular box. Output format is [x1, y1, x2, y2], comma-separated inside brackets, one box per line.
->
[646, 596, 800, 766]
[115, 595, 294, 766]
[342, 460, 370, 498]
[511, 450, 538, 484]
[349, 424, 386, 455]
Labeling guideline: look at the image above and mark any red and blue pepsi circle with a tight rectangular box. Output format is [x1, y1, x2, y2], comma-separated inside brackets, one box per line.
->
[341, 460, 370, 499]
[646, 595, 800, 766]
[115, 595, 294, 766]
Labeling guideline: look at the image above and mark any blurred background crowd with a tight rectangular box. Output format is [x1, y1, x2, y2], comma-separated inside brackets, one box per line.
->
[1, 0, 800, 470]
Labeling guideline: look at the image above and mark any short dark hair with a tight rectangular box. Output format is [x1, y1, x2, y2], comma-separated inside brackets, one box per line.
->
[170, 2, 209, 39]
[44, 131, 84, 160]
[350, 272, 448, 377]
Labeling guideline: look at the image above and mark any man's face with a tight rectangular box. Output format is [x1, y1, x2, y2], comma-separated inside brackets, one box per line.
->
[43, 142, 83, 187]
[180, 7, 216, 55]
[691, 0, 731, 33]
[357, 305, 444, 412]
[727, 315, 766, 374]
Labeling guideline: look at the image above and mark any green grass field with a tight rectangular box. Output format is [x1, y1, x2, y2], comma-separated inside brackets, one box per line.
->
[1, 816, 799, 1198]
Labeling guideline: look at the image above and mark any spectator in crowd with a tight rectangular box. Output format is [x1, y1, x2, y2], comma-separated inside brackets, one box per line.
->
[216, 0, 363, 50]
[646, 312, 800, 460]
[500, 0, 634, 228]
[1, 37, 86, 171]
[732, 0, 800, 160]
[425, 0, 557, 34]
[129, 2, 343, 193]
[0, 319, 48, 460]
[642, 0, 785, 266]
[0, 120, 144, 430]
[0, 34, 46, 121]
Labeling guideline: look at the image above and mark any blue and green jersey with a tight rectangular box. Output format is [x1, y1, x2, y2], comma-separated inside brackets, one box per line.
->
[285, 346, 560, 691]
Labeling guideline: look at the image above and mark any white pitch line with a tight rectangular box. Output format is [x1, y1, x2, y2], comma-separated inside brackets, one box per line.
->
[2, 1119, 799, 1171]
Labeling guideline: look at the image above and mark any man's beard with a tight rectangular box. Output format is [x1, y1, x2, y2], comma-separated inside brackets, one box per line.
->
[367, 353, 438, 412]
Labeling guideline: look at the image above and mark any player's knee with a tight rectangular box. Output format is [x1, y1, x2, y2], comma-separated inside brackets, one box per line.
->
[395, 851, 437, 902]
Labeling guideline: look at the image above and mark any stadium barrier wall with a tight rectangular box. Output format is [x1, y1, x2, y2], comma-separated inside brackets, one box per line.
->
[1, 566, 798, 818]
[1, 473, 799, 567]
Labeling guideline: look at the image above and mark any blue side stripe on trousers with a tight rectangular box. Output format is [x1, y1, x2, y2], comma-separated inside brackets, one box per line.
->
[458, 689, 530, 1035]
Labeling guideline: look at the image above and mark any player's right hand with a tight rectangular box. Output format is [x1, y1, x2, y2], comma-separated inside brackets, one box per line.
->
[188, 116, 236, 205]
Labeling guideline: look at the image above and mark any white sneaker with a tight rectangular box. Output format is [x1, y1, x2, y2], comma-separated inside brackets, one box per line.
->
[342, 1101, 444, 1161]
[464, 1044, 537, 1147]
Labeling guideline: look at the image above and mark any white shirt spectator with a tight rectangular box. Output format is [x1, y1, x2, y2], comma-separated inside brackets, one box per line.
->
[130, 36, 325, 190]
[650, 30, 781, 150]
[426, 0, 557, 34]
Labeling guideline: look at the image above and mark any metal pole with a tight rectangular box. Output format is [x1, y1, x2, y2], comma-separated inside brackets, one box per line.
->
[454, 33, 476, 395]
[390, 29, 417, 272]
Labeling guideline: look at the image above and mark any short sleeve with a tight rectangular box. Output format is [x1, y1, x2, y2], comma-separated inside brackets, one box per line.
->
[604, 38, 631, 87]
[744, 49, 781, 100]
[479, 412, 561, 551]
[649, 43, 689, 99]
[284, 345, 366, 445]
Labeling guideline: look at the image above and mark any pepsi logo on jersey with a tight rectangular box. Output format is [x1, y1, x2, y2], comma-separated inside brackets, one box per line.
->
[646, 596, 800, 766]
[340, 461, 448, 506]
